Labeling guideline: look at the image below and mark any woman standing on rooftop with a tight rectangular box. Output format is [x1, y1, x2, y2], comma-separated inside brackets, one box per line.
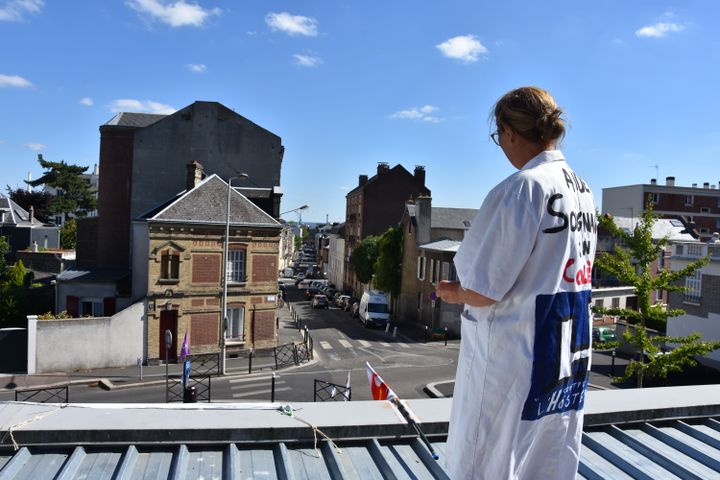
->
[436, 86, 597, 479]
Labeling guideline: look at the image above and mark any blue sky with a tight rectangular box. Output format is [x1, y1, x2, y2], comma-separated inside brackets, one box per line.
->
[1, 1, 719, 223]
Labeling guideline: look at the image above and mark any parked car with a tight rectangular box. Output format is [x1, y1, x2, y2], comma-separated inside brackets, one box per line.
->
[306, 287, 321, 299]
[592, 326, 617, 343]
[324, 288, 339, 301]
[336, 294, 351, 309]
[312, 294, 329, 309]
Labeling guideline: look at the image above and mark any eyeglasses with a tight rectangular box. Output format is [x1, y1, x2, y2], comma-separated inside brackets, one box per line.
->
[490, 130, 500, 146]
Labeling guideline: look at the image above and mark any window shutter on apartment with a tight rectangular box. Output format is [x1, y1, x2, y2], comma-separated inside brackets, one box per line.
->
[103, 297, 116, 316]
[67, 296, 79, 317]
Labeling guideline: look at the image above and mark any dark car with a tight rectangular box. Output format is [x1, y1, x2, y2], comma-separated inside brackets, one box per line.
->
[312, 295, 329, 309]
[306, 287, 320, 299]
[325, 288, 339, 301]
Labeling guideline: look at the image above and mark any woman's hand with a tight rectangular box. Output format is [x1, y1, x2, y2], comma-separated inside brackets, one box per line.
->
[436, 281, 463, 304]
[435, 280, 497, 308]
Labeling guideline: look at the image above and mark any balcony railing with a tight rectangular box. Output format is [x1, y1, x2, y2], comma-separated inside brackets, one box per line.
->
[672, 242, 720, 260]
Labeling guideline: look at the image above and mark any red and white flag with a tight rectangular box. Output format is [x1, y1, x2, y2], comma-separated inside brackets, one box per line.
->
[366, 362, 396, 401]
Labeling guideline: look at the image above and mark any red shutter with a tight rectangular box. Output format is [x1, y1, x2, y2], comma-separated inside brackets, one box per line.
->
[103, 297, 116, 316]
[67, 296, 79, 317]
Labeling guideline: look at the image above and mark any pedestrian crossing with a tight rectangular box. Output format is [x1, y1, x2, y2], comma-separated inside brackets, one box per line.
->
[318, 338, 412, 351]
[229, 376, 290, 399]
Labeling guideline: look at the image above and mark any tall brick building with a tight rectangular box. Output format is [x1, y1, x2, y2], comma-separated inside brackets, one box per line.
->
[343, 163, 430, 293]
[603, 177, 720, 241]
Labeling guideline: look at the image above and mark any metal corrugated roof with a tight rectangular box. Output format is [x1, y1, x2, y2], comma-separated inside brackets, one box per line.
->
[1, 386, 720, 479]
[1, 419, 719, 479]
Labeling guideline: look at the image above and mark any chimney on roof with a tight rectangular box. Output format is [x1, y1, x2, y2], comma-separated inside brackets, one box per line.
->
[377, 162, 390, 175]
[650, 178, 657, 185]
[414, 165, 426, 186]
[692, 183, 697, 188]
[358, 174, 368, 186]
[186, 161, 204, 191]
[29, 205, 34, 224]
[415, 196, 432, 245]
[703, 182, 710, 189]
[666, 176, 675, 187]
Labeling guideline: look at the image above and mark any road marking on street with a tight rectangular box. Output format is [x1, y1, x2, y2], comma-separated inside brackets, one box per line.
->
[397, 343, 410, 348]
[320, 341, 333, 350]
[229, 376, 280, 385]
[232, 387, 290, 398]
[338, 339, 353, 349]
[231, 380, 286, 391]
[379, 342, 392, 347]
[358, 340, 372, 348]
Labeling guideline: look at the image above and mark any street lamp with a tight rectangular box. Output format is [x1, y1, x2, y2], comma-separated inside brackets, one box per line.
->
[280, 204, 309, 224]
[221, 173, 249, 375]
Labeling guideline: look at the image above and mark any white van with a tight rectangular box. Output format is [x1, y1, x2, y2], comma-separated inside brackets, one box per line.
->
[359, 290, 390, 327]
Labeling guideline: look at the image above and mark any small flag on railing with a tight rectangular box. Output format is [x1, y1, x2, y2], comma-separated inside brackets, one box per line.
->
[366, 362, 395, 400]
[179, 329, 190, 361]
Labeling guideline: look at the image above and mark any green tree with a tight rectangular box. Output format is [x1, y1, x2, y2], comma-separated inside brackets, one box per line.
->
[0, 260, 29, 327]
[0, 235, 8, 272]
[26, 154, 97, 217]
[374, 227, 403, 297]
[60, 218, 77, 249]
[351, 236, 380, 284]
[5, 186, 53, 222]
[595, 203, 720, 387]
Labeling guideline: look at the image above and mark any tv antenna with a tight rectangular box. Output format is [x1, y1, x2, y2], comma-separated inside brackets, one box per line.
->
[649, 164, 659, 181]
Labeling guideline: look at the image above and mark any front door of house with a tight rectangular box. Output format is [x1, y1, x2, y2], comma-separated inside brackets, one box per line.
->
[159, 310, 178, 363]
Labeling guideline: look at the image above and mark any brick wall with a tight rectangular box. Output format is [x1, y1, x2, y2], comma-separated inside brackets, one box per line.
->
[191, 313, 219, 346]
[251, 254, 277, 283]
[192, 253, 221, 284]
[254, 310, 276, 345]
[668, 274, 720, 318]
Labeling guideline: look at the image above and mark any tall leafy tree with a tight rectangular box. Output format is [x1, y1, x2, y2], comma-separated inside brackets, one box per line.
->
[350, 235, 380, 284]
[595, 203, 720, 387]
[0, 235, 9, 272]
[26, 155, 97, 217]
[374, 227, 403, 297]
[5, 186, 53, 222]
[60, 218, 77, 249]
[0, 260, 29, 327]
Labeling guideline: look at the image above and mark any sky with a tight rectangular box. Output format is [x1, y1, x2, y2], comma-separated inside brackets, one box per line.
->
[1, 0, 719, 224]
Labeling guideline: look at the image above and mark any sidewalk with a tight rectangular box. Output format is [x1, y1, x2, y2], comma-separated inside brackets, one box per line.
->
[1, 303, 308, 394]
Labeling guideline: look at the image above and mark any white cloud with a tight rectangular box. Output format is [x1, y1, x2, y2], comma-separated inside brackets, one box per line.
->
[24, 143, 46, 151]
[635, 22, 684, 38]
[436, 34, 487, 63]
[185, 63, 207, 73]
[79, 97, 94, 106]
[390, 105, 442, 123]
[0, 74, 32, 88]
[0, 0, 43, 22]
[126, 0, 220, 27]
[109, 99, 176, 114]
[265, 12, 317, 37]
[293, 54, 322, 68]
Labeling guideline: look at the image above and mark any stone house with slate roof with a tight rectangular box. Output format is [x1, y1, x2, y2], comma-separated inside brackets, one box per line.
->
[132, 169, 282, 362]
[397, 196, 477, 336]
[0, 193, 60, 263]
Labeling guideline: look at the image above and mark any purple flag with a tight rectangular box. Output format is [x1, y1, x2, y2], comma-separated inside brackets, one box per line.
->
[179, 329, 190, 361]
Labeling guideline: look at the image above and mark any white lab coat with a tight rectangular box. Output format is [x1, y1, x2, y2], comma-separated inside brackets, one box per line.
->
[445, 150, 597, 479]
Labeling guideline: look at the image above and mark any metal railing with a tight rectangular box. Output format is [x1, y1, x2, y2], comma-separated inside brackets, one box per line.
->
[314, 379, 351, 402]
[15, 386, 69, 403]
[166, 376, 212, 403]
[187, 353, 220, 377]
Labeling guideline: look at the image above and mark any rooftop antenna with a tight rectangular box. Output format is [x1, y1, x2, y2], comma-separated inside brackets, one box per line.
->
[649, 164, 659, 181]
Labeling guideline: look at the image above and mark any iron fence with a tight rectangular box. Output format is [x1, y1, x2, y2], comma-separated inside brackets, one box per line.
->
[166, 376, 212, 403]
[186, 352, 220, 377]
[314, 379, 351, 402]
[15, 386, 69, 403]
